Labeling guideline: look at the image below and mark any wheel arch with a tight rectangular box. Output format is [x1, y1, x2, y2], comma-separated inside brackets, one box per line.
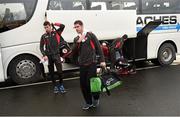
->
[6, 52, 44, 79]
[157, 40, 177, 57]
[155, 40, 177, 66]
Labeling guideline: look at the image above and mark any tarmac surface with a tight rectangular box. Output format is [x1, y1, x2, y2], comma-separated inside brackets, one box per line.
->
[0, 62, 180, 116]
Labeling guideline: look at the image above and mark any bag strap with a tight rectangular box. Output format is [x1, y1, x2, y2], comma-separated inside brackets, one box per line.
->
[52, 23, 66, 46]
[87, 32, 96, 50]
[51, 24, 61, 44]
[52, 23, 71, 54]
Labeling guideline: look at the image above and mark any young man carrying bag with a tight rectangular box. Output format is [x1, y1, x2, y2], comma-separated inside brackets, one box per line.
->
[72, 20, 106, 110]
[40, 21, 66, 94]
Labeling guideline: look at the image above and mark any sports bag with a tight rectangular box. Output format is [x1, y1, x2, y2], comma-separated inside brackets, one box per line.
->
[90, 76, 102, 93]
[100, 68, 122, 95]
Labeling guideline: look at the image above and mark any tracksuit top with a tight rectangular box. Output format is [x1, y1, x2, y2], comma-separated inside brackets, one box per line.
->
[72, 32, 105, 65]
[40, 23, 65, 56]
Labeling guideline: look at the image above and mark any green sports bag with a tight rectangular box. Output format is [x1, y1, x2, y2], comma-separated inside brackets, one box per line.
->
[90, 77, 102, 93]
[100, 68, 123, 95]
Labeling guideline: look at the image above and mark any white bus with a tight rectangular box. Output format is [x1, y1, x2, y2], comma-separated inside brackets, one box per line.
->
[0, 0, 179, 84]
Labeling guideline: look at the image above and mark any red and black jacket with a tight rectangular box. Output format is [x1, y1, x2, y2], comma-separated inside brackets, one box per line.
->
[110, 37, 124, 51]
[72, 32, 105, 65]
[40, 23, 65, 56]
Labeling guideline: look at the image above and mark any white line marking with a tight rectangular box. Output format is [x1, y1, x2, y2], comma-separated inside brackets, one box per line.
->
[0, 66, 160, 90]
[136, 66, 160, 70]
[0, 77, 79, 90]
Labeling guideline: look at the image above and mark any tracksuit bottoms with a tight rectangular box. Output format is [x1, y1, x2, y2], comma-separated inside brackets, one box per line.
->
[48, 54, 63, 86]
[80, 63, 100, 105]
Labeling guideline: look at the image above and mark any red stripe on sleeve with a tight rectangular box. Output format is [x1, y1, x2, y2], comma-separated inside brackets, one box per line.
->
[54, 23, 61, 26]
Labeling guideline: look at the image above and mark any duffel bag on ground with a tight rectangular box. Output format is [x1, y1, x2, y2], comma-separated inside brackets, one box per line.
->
[100, 68, 123, 95]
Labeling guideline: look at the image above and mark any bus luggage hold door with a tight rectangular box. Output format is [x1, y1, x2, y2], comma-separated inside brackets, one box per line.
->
[0, 44, 5, 82]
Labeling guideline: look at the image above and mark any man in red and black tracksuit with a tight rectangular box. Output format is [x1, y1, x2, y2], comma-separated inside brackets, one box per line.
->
[109, 35, 127, 69]
[40, 21, 66, 94]
[109, 34, 136, 74]
[72, 20, 106, 110]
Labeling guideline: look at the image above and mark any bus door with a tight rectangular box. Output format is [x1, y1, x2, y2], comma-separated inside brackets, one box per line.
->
[0, 44, 5, 82]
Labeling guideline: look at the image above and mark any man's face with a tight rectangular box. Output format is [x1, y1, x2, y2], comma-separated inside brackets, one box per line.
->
[44, 25, 52, 33]
[74, 24, 83, 34]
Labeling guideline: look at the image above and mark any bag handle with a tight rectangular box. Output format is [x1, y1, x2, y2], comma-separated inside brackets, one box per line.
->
[100, 66, 112, 75]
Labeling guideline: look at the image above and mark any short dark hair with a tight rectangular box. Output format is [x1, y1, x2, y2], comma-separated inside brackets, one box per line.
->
[74, 20, 83, 26]
[43, 21, 51, 26]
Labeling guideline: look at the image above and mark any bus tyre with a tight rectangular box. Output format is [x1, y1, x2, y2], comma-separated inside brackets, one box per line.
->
[9, 55, 43, 84]
[157, 43, 176, 66]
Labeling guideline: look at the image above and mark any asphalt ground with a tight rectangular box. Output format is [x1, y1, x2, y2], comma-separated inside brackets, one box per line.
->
[0, 63, 180, 116]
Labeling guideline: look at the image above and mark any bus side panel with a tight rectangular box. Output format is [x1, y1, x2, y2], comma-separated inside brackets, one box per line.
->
[175, 33, 180, 55]
[138, 14, 180, 59]
[147, 33, 180, 59]
[2, 43, 44, 79]
[0, 45, 5, 82]
[147, 34, 165, 59]
[46, 10, 137, 42]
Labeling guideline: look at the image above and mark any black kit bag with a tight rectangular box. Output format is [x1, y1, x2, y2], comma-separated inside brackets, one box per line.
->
[100, 68, 123, 95]
[58, 39, 72, 58]
[52, 24, 72, 58]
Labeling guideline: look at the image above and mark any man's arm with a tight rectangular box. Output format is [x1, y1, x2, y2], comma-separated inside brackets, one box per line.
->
[70, 37, 80, 56]
[54, 23, 65, 35]
[40, 35, 46, 57]
[90, 33, 105, 63]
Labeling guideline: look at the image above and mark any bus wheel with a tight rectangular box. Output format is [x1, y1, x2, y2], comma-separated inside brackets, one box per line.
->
[9, 55, 43, 84]
[157, 43, 176, 66]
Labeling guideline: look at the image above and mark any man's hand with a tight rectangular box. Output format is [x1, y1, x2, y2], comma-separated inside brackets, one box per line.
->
[77, 34, 85, 43]
[43, 56, 48, 61]
[100, 62, 106, 68]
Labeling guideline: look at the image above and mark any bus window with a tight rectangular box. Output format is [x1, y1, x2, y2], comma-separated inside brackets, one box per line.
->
[48, 0, 87, 10]
[170, 0, 180, 13]
[0, 0, 37, 33]
[89, 0, 107, 10]
[142, 0, 180, 14]
[106, 0, 140, 13]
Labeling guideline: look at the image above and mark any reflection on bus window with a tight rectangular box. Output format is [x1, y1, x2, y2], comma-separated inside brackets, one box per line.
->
[0, 3, 26, 32]
[48, 0, 86, 10]
[142, 0, 180, 14]
[90, 2, 106, 10]
[3, 8, 14, 22]
[0, 0, 37, 33]
[106, 0, 139, 13]
[107, 1, 123, 10]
